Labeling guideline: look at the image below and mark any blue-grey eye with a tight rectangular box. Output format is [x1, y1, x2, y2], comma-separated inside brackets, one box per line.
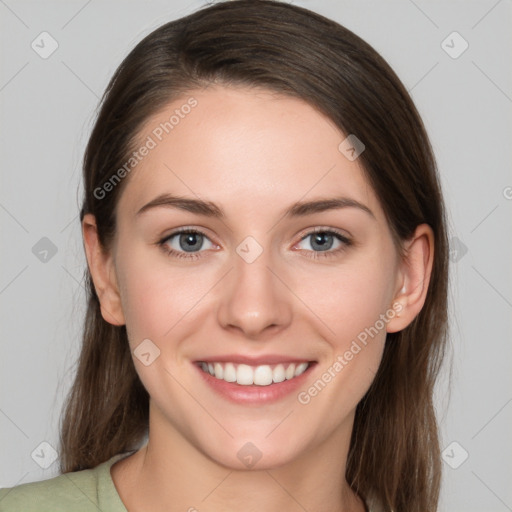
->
[165, 231, 214, 253]
[297, 231, 344, 252]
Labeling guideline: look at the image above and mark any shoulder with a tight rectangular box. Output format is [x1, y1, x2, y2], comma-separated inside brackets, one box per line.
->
[0, 453, 131, 512]
[0, 471, 93, 512]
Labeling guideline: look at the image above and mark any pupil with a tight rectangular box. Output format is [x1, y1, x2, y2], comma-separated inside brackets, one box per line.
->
[180, 233, 203, 252]
[312, 232, 333, 251]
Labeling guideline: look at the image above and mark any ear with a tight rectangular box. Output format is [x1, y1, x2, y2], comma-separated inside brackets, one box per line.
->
[82, 213, 125, 326]
[386, 223, 434, 333]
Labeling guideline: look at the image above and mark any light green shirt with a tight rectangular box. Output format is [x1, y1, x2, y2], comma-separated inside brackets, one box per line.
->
[0, 453, 131, 512]
[0, 452, 384, 511]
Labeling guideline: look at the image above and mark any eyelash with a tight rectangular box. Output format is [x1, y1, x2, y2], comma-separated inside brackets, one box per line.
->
[157, 227, 352, 261]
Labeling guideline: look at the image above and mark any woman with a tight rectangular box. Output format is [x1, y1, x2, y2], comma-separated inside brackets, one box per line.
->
[0, 1, 449, 511]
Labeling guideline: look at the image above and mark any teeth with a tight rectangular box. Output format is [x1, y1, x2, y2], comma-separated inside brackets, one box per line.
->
[224, 362, 236, 382]
[295, 362, 308, 377]
[273, 364, 286, 383]
[254, 365, 273, 386]
[237, 364, 254, 385]
[199, 361, 310, 386]
[214, 362, 224, 380]
[285, 364, 295, 380]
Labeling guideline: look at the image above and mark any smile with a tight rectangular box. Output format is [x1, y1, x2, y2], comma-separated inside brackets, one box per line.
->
[197, 361, 311, 386]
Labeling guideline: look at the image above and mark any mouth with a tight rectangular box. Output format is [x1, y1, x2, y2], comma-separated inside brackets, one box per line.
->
[196, 360, 313, 386]
[193, 357, 317, 405]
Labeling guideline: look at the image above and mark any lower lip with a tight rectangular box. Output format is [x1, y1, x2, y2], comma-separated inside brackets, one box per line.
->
[195, 363, 316, 405]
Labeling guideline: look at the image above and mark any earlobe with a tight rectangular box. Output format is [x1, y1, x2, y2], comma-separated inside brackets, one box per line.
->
[82, 213, 125, 326]
[386, 224, 434, 333]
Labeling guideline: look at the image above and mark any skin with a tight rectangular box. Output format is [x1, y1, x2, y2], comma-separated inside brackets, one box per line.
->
[83, 86, 434, 512]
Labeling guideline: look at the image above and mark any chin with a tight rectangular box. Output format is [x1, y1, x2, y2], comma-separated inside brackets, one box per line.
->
[197, 428, 313, 472]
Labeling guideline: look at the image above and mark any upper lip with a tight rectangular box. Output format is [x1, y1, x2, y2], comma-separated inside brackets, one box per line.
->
[195, 355, 314, 366]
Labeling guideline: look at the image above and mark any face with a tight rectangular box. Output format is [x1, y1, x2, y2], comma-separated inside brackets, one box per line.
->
[102, 86, 406, 469]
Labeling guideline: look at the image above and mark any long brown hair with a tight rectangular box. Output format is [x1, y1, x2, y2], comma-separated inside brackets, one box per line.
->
[60, 2, 449, 510]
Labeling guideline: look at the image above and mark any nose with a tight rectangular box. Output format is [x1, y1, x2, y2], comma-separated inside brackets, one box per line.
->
[216, 245, 293, 340]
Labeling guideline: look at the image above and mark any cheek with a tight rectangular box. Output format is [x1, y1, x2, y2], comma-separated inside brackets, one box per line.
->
[294, 256, 396, 345]
[116, 249, 216, 346]
[290, 250, 397, 403]
[292, 266, 393, 428]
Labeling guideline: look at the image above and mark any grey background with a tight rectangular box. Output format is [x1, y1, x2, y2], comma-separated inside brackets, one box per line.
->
[1, 1, 511, 511]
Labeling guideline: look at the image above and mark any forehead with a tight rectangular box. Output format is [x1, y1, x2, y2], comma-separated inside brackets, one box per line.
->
[117, 86, 382, 221]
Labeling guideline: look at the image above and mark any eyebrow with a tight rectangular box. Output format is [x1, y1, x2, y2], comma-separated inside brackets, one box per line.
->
[136, 193, 375, 219]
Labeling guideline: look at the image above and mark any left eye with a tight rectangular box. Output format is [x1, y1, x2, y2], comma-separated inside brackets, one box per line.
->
[296, 231, 348, 252]
[163, 230, 215, 253]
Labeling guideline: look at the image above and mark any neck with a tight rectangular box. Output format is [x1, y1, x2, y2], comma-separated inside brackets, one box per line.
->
[112, 405, 365, 512]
